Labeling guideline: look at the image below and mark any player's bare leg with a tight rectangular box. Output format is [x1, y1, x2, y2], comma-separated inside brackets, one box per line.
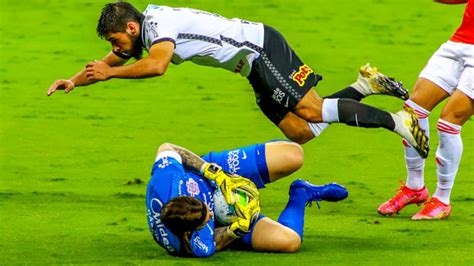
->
[293, 90, 325, 122]
[439, 89, 473, 125]
[410, 78, 450, 110]
[250, 218, 301, 253]
[264, 141, 304, 182]
[278, 112, 316, 144]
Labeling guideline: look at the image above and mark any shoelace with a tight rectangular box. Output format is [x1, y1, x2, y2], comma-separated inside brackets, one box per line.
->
[306, 187, 322, 209]
[423, 198, 437, 207]
[306, 200, 321, 209]
[387, 182, 409, 205]
[391, 181, 406, 195]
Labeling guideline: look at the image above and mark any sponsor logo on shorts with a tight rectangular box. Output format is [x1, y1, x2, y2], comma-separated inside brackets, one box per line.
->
[186, 178, 200, 197]
[292, 64, 314, 87]
[272, 88, 286, 104]
[227, 150, 241, 174]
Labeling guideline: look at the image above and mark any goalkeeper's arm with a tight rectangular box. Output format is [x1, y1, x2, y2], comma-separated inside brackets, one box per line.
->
[157, 143, 259, 203]
[214, 226, 238, 251]
[213, 220, 253, 251]
[157, 143, 208, 173]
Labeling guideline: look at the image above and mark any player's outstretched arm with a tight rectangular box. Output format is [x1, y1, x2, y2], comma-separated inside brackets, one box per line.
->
[46, 51, 128, 96]
[86, 41, 174, 81]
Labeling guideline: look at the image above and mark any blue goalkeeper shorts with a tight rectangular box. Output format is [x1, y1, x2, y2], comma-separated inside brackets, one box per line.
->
[201, 143, 270, 189]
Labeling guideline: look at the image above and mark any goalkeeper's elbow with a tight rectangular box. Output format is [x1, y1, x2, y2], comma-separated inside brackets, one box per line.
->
[193, 244, 216, 258]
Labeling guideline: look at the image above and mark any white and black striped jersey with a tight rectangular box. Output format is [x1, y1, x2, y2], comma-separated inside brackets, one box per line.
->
[141, 5, 264, 77]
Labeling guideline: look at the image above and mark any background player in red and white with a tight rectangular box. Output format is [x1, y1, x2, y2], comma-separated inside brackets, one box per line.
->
[378, 0, 473, 220]
[46, 2, 429, 158]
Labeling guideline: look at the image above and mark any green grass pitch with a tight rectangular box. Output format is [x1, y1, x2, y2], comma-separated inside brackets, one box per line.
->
[1, 0, 473, 264]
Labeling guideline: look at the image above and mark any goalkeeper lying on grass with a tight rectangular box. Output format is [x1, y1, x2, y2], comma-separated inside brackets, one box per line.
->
[146, 141, 348, 257]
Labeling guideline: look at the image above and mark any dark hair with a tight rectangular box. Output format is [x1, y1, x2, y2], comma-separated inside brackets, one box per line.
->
[161, 196, 208, 237]
[96, 1, 143, 38]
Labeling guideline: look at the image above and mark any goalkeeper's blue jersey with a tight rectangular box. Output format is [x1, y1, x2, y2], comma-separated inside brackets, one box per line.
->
[146, 143, 268, 257]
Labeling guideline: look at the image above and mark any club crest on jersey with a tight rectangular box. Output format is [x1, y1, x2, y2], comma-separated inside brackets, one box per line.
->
[186, 178, 200, 196]
[292, 64, 313, 87]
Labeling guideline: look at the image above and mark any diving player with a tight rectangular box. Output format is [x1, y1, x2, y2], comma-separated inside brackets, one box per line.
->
[46, 2, 429, 158]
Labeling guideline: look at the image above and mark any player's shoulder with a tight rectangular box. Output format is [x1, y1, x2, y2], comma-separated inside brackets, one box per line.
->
[143, 4, 185, 17]
[143, 4, 167, 14]
[143, 5, 167, 21]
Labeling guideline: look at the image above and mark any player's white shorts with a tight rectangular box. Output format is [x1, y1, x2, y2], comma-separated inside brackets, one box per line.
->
[419, 40, 474, 99]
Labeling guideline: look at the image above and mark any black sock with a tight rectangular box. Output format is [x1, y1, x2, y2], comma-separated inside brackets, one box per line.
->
[337, 99, 395, 130]
[324, 87, 364, 102]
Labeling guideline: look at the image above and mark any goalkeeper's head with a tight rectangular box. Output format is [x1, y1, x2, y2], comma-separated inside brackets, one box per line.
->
[161, 196, 212, 249]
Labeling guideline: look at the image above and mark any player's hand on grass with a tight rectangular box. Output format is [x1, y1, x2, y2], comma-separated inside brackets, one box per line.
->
[86, 60, 112, 81]
[47, 79, 75, 96]
[201, 163, 259, 203]
[228, 199, 260, 238]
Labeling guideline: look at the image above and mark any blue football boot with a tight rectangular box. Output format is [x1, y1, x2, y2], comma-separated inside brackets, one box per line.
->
[290, 179, 349, 207]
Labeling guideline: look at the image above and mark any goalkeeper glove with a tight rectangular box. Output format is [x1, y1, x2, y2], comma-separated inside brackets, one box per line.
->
[201, 163, 259, 203]
[228, 217, 251, 238]
[228, 199, 260, 238]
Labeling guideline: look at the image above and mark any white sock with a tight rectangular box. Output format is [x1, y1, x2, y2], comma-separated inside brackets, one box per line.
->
[321, 98, 339, 123]
[350, 75, 372, 96]
[434, 119, 463, 205]
[403, 100, 430, 190]
[308, 122, 329, 137]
